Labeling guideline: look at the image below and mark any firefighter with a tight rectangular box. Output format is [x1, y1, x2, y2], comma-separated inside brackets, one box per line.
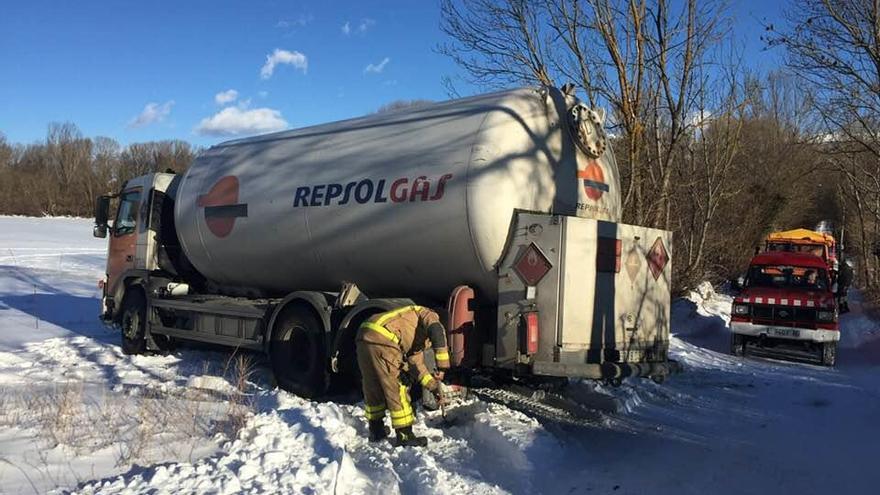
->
[356, 305, 450, 447]
[838, 259, 854, 313]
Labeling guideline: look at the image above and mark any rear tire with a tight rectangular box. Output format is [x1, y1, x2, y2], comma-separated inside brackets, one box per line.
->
[270, 307, 329, 398]
[731, 334, 745, 357]
[120, 290, 147, 355]
[821, 341, 838, 367]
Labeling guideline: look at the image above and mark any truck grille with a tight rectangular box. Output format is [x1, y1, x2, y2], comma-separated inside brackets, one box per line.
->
[751, 304, 817, 323]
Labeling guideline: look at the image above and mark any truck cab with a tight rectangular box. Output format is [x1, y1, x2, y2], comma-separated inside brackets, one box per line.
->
[94, 172, 179, 321]
[730, 251, 839, 366]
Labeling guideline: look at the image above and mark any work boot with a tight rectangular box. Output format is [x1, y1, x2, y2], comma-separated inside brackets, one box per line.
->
[392, 426, 428, 447]
[368, 420, 390, 442]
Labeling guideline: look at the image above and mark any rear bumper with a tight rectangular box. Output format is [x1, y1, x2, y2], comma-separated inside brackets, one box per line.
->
[731, 322, 840, 342]
[532, 359, 681, 380]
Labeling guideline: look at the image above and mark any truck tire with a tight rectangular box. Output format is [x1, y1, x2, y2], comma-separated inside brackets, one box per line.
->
[120, 290, 147, 355]
[821, 342, 838, 367]
[270, 308, 329, 398]
[731, 334, 745, 357]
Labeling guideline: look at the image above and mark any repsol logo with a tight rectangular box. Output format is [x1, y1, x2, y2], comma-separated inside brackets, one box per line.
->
[292, 173, 453, 207]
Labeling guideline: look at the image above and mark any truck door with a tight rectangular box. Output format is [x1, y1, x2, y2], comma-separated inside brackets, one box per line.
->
[106, 188, 142, 294]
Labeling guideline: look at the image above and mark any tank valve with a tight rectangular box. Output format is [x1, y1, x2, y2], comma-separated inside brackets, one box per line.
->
[569, 104, 607, 158]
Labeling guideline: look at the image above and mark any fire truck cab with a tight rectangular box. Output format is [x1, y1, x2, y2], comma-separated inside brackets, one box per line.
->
[731, 251, 839, 366]
[764, 228, 838, 272]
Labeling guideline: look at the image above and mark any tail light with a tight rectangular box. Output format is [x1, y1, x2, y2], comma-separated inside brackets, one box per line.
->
[523, 312, 539, 355]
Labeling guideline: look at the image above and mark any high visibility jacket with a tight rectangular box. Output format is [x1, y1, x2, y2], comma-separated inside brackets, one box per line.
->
[358, 305, 450, 391]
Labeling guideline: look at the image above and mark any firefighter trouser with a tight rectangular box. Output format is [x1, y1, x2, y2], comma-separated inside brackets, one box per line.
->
[356, 340, 414, 430]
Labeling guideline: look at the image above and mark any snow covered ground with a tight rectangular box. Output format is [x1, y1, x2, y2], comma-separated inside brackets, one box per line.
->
[1, 216, 879, 494]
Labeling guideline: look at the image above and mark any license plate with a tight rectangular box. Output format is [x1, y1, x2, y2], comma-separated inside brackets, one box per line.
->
[770, 328, 800, 338]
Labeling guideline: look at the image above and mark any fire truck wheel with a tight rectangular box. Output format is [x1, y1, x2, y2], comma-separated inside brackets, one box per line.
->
[270, 307, 329, 398]
[120, 290, 147, 355]
[731, 334, 745, 357]
[821, 342, 838, 367]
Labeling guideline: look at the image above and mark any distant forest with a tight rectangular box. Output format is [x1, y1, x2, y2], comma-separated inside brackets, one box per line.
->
[0, 124, 197, 218]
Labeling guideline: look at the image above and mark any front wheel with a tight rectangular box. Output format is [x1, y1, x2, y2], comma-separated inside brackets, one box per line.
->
[270, 308, 329, 398]
[821, 341, 838, 367]
[119, 289, 147, 355]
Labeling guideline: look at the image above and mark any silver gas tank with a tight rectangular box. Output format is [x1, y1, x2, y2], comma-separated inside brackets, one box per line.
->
[174, 87, 622, 301]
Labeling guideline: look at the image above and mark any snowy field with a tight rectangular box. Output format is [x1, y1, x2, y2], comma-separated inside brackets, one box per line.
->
[1, 216, 879, 494]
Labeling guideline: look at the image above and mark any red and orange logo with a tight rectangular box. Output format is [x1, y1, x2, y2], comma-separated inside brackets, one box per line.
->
[577, 161, 609, 201]
[197, 176, 248, 238]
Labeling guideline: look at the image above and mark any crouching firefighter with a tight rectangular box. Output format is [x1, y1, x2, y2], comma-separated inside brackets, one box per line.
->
[356, 305, 450, 447]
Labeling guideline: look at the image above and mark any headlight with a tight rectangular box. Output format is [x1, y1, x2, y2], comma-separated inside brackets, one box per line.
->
[817, 310, 835, 322]
[733, 303, 750, 315]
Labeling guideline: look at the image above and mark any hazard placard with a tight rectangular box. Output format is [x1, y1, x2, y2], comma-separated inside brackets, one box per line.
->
[647, 237, 669, 280]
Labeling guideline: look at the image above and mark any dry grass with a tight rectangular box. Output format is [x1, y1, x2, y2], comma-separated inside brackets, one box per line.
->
[0, 358, 259, 474]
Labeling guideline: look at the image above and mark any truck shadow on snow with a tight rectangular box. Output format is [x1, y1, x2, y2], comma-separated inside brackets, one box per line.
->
[0, 290, 279, 394]
[0, 292, 112, 342]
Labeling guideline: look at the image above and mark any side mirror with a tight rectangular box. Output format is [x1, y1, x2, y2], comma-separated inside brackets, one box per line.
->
[94, 195, 110, 238]
[736, 276, 745, 289]
[832, 282, 839, 294]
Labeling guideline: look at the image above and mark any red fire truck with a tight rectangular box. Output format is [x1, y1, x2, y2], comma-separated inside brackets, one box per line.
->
[731, 251, 839, 366]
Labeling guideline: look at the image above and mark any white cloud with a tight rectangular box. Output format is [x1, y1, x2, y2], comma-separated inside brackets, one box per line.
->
[364, 57, 390, 74]
[128, 100, 174, 128]
[260, 49, 308, 79]
[342, 18, 374, 35]
[195, 107, 289, 136]
[214, 89, 238, 105]
[357, 18, 375, 33]
[276, 14, 313, 29]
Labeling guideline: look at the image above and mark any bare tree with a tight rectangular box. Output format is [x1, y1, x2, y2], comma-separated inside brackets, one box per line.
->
[440, 0, 729, 229]
[772, 0, 880, 290]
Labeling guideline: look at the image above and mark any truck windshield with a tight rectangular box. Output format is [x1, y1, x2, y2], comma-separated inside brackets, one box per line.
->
[766, 242, 825, 259]
[746, 265, 829, 291]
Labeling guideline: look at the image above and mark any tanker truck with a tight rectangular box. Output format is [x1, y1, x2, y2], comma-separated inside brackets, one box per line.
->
[92, 86, 676, 398]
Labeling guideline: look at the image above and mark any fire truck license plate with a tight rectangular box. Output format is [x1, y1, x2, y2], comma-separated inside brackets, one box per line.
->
[771, 328, 800, 338]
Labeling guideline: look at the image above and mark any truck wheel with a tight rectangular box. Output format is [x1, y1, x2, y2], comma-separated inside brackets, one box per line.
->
[270, 308, 329, 398]
[731, 334, 745, 357]
[120, 290, 147, 355]
[821, 342, 838, 367]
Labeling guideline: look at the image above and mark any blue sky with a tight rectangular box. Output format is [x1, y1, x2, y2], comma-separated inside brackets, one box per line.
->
[1, 0, 786, 147]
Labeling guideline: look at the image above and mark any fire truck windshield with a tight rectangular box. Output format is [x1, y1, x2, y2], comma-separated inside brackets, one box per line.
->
[746, 265, 829, 291]
[767, 242, 825, 259]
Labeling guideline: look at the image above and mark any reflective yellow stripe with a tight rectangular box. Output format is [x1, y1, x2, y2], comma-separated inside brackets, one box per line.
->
[361, 322, 400, 344]
[391, 414, 414, 428]
[398, 384, 413, 416]
[365, 404, 386, 413]
[434, 351, 450, 362]
[376, 305, 423, 325]
[419, 374, 433, 387]
[391, 384, 414, 428]
[365, 409, 386, 420]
